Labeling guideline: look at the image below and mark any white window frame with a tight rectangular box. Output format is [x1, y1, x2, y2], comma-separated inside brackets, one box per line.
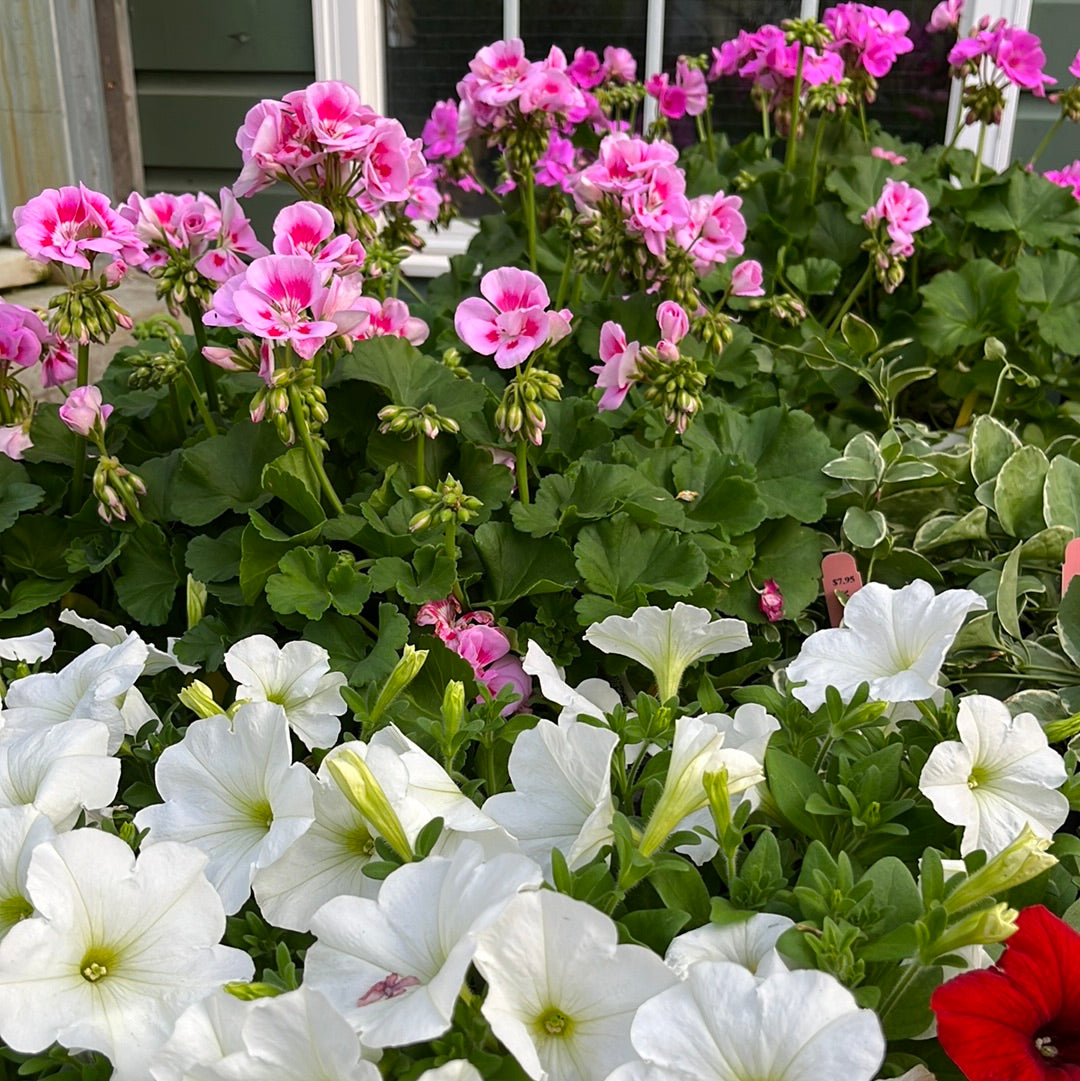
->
[310, 0, 1031, 273]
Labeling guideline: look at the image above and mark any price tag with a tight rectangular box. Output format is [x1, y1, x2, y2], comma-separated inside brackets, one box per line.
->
[1063, 538, 1080, 598]
[821, 552, 863, 627]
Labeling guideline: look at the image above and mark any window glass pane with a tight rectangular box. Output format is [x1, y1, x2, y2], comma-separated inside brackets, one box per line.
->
[384, 0, 503, 137]
[519, 1, 648, 69]
[663, 0, 952, 147]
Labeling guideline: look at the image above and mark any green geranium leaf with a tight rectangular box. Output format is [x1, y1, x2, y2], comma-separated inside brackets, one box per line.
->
[266, 546, 371, 620]
[0, 576, 76, 620]
[115, 523, 181, 626]
[0, 459, 43, 533]
[185, 526, 245, 584]
[967, 167, 1080, 246]
[261, 447, 326, 527]
[1043, 455, 1080, 536]
[23, 403, 79, 465]
[474, 522, 578, 607]
[670, 453, 767, 536]
[370, 546, 458, 605]
[786, 257, 842, 296]
[1016, 250, 1080, 352]
[336, 336, 492, 443]
[917, 260, 1021, 354]
[239, 513, 322, 605]
[995, 445, 1049, 537]
[171, 420, 283, 526]
[970, 415, 1021, 486]
[574, 514, 706, 604]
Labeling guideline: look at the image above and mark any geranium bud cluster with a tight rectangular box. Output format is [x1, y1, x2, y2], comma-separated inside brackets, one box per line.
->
[92, 454, 147, 524]
[378, 402, 461, 441]
[408, 475, 483, 532]
[47, 277, 134, 345]
[495, 366, 563, 446]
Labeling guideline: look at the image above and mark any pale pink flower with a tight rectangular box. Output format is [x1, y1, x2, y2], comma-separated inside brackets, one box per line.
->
[456, 625, 512, 674]
[284, 80, 376, 155]
[468, 39, 532, 107]
[519, 65, 581, 116]
[14, 184, 145, 271]
[927, 0, 964, 33]
[357, 119, 423, 209]
[603, 46, 637, 83]
[624, 163, 690, 258]
[271, 201, 364, 277]
[194, 188, 268, 283]
[454, 267, 552, 369]
[0, 304, 47, 370]
[40, 337, 78, 387]
[230, 255, 339, 360]
[657, 301, 690, 345]
[676, 191, 747, 275]
[863, 178, 931, 256]
[352, 297, 429, 346]
[871, 146, 908, 165]
[59, 385, 112, 438]
[591, 321, 641, 412]
[731, 259, 765, 297]
[0, 425, 32, 461]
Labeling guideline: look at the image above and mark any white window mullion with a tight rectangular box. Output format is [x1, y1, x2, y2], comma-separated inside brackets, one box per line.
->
[504, 0, 520, 42]
[945, 0, 1033, 170]
[642, 0, 666, 128]
[311, 0, 386, 113]
[800, 0, 821, 18]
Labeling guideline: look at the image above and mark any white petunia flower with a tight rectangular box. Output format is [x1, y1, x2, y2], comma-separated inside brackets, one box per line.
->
[151, 986, 380, 1081]
[0, 830, 253, 1081]
[135, 702, 315, 914]
[584, 604, 750, 702]
[0, 635, 148, 752]
[674, 705, 779, 863]
[59, 608, 195, 675]
[605, 962, 885, 1081]
[483, 718, 618, 874]
[523, 641, 622, 723]
[786, 580, 986, 711]
[0, 629, 54, 663]
[664, 913, 794, 979]
[474, 890, 678, 1081]
[919, 695, 1069, 857]
[306, 842, 542, 1047]
[224, 635, 347, 750]
[0, 721, 119, 829]
[416, 1063, 483, 1081]
[0, 806, 55, 939]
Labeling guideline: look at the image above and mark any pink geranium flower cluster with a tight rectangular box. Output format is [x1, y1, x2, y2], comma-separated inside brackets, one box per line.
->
[863, 178, 931, 256]
[927, 0, 964, 34]
[13, 184, 146, 274]
[823, 4, 914, 81]
[646, 59, 708, 120]
[1045, 161, 1080, 201]
[234, 80, 435, 221]
[454, 267, 568, 369]
[709, 25, 844, 99]
[948, 18, 1055, 97]
[0, 301, 77, 389]
[417, 597, 531, 715]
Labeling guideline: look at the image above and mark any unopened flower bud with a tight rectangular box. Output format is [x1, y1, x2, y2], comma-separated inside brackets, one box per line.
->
[368, 644, 428, 724]
[944, 825, 1057, 914]
[327, 747, 413, 862]
[929, 902, 1019, 960]
[179, 679, 223, 720]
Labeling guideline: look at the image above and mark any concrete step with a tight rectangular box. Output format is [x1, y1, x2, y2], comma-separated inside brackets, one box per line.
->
[0, 246, 50, 291]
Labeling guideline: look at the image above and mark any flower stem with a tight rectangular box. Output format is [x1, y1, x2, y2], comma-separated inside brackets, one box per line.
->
[827, 263, 873, 334]
[167, 383, 186, 443]
[973, 121, 987, 183]
[69, 342, 91, 513]
[785, 45, 806, 170]
[515, 438, 530, 504]
[178, 363, 220, 437]
[857, 99, 870, 144]
[1028, 113, 1065, 169]
[184, 296, 219, 415]
[520, 168, 538, 273]
[554, 243, 574, 311]
[808, 114, 827, 201]
[287, 385, 344, 515]
[415, 436, 426, 487]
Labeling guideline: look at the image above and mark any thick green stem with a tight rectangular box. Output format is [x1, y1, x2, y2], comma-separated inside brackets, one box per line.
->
[69, 342, 91, 513]
[761, 102, 771, 142]
[857, 99, 870, 144]
[184, 297, 219, 415]
[178, 363, 220, 437]
[808, 114, 827, 201]
[785, 45, 806, 170]
[444, 519, 465, 605]
[515, 438, 530, 504]
[973, 122, 987, 183]
[599, 267, 617, 300]
[520, 168, 538, 273]
[288, 385, 344, 515]
[167, 383, 186, 443]
[415, 436, 426, 487]
[1028, 113, 1065, 169]
[554, 244, 574, 311]
[827, 263, 873, 334]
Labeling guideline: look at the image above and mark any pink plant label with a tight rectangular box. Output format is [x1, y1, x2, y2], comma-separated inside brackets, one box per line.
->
[1062, 538, 1080, 598]
[821, 552, 863, 627]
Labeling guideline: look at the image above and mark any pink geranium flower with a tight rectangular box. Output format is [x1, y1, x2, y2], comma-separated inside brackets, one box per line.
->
[270, 201, 365, 276]
[14, 184, 145, 271]
[603, 46, 637, 83]
[731, 259, 766, 296]
[422, 100, 466, 160]
[1071, 48, 1080, 79]
[871, 146, 908, 165]
[352, 297, 429, 346]
[994, 26, 1055, 95]
[0, 425, 32, 461]
[59, 385, 113, 438]
[824, 4, 914, 79]
[0, 303, 47, 371]
[927, 0, 964, 33]
[591, 320, 641, 412]
[535, 133, 577, 190]
[657, 301, 690, 360]
[863, 178, 931, 256]
[454, 267, 552, 368]
[568, 48, 605, 90]
[1045, 161, 1080, 201]
[676, 191, 747, 275]
[228, 255, 340, 359]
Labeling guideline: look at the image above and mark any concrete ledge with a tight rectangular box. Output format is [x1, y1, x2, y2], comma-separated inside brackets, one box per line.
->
[0, 247, 51, 291]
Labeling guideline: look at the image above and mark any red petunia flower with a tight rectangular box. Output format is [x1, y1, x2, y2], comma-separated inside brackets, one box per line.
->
[931, 905, 1080, 1080]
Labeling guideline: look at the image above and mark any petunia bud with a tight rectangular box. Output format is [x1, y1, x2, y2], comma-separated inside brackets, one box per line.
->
[944, 824, 1057, 914]
[368, 644, 428, 724]
[178, 679, 223, 719]
[327, 747, 413, 863]
[929, 902, 1019, 960]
